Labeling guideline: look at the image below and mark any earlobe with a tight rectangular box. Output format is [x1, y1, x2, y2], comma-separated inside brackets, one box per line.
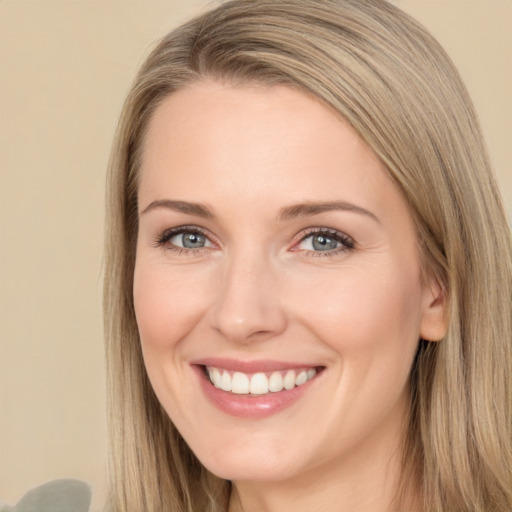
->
[420, 276, 448, 342]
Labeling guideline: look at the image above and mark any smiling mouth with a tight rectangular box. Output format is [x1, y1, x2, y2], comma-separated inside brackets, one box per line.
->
[203, 366, 323, 396]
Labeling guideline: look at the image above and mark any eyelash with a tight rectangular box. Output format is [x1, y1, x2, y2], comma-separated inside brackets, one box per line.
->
[294, 227, 355, 257]
[154, 226, 355, 257]
[155, 226, 212, 256]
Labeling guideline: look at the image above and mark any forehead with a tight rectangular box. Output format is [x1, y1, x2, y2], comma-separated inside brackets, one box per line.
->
[138, 80, 405, 226]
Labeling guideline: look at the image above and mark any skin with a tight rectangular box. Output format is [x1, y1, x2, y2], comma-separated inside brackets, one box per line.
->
[133, 80, 446, 512]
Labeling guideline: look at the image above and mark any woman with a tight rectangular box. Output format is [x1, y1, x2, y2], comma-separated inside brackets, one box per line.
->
[104, 1, 512, 510]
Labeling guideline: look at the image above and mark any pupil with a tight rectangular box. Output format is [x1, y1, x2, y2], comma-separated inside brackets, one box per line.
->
[312, 235, 337, 251]
[182, 233, 205, 248]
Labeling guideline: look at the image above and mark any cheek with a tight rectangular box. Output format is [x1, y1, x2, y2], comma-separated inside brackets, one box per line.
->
[290, 262, 423, 357]
[133, 261, 211, 359]
[289, 265, 423, 442]
[132, 260, 215, 425]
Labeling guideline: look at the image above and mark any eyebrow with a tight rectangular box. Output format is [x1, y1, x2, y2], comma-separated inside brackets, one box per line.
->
[278, 201, 380, 223]
[140, 198, 379, 223]
[140, 199, 215, 218]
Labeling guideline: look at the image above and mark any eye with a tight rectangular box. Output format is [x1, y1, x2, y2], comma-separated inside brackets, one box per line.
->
[293, 228, 354, 255]
[156, 226, 215, 252]
[171, 231, 208, 249]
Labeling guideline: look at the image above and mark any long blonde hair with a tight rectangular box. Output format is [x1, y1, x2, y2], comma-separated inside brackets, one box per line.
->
[104, 1, 512, 510]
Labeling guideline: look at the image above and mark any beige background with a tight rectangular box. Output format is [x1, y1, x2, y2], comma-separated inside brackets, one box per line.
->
[0, 0, 510, 510]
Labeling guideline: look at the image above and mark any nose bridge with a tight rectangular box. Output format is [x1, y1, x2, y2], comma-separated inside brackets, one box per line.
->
[209, 245, 287, 343]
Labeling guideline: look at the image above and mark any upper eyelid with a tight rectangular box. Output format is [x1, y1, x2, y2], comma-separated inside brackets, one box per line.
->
[293, 227, 354, 244]
[298, 226, 349, 236]
[161, 225, 210, 237]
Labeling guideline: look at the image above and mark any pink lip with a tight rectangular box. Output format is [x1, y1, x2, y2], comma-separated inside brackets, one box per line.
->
[191, 357, 319, 373]
[191, 359, 324, 419]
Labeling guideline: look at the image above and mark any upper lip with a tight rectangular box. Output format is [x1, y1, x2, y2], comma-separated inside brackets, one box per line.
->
[190, 357, 323, 373]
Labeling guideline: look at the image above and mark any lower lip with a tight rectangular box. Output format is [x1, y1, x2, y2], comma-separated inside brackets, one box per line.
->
[193, 365, 321, 419]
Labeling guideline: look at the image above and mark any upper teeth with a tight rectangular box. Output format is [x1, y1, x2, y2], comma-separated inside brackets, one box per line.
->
[207, 367, 317, 395]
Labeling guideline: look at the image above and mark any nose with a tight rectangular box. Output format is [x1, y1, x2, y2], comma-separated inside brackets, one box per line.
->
[208, 251, 288, 344]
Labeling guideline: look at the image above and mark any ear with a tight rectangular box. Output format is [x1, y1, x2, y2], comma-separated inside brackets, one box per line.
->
[420, 273, 447, 342]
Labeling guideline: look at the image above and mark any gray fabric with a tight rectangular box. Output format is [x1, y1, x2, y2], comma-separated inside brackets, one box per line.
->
[0, 480, 91, 512]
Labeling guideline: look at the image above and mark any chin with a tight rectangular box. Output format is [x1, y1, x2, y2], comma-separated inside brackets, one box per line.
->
[189, 432, 307, 483]
[203, 456, 296, 483]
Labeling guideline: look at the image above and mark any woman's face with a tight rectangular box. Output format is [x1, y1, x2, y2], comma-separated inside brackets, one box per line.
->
[134, 80, 445, 484]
